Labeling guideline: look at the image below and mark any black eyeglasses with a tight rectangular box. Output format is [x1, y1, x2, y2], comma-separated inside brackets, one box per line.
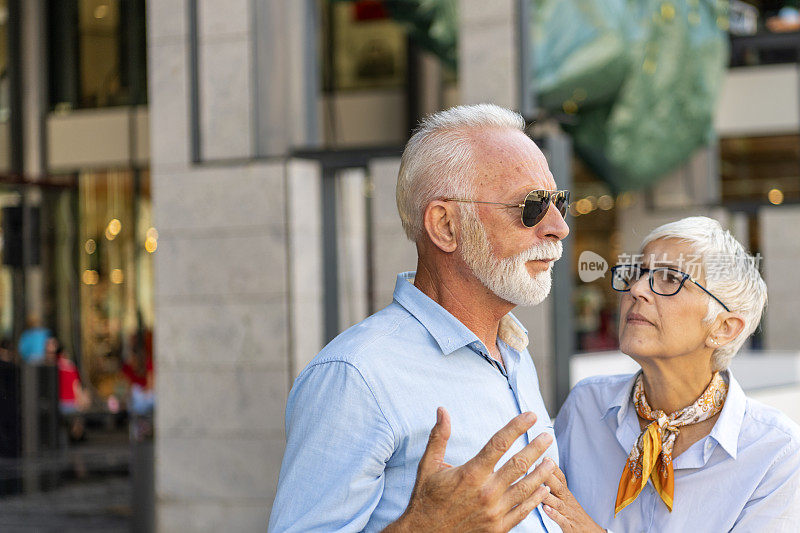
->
[445, 189, 570, 228]
[610, 264, 730, 312]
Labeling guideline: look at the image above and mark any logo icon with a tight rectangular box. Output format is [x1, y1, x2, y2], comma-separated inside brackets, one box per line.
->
[578, 251, 608, 283]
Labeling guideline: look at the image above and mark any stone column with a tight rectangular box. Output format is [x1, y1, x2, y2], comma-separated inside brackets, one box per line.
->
[760, 205, 800, 351]
[459, 0, 518, 107]
[148, 0, 320, 529]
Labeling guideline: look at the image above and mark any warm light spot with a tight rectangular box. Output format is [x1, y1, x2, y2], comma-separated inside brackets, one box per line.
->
[146, 227, 158, 240]
[617, 192, 634, 209]
[107, 218, 122, 236]
[568, 203, 580, 217]
[643, 58, 657, 75]
[562, 99, 578, 114]
[573, 88, 588, 102]
[85, 239, 97, 254]
[94, 4, 108, 19]
[145, 237, 158, 253]
[576, 198, 593, 215]
[660, 2, 675, 21]
[768, 188, 784, 205]
[82, 270, 99, 285]
[598, 195, 615, 210]
[110, 269, 124, 284]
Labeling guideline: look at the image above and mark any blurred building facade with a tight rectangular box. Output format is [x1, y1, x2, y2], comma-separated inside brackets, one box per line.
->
[146, 0, 800, 530]
[0, 0, 792, 529]
[0, 0, 154, 485]
[3, 0, 798, 530]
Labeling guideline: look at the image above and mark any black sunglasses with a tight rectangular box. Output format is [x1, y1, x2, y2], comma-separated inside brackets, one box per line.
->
[445, 189, 570, 228]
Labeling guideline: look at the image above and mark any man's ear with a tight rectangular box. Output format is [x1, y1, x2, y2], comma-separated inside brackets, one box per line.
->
[422, 200, 459, 253]
[706, 312, 746, 349]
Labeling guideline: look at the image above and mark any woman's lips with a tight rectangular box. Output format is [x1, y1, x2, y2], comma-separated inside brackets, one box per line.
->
[626, 312, 654, 326]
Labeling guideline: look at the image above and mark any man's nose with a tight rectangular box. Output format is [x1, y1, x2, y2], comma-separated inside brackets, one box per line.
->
[536, 200, 570, 241]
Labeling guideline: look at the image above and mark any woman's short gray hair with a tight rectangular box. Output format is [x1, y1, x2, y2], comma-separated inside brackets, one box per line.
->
[396, 103, 525, 241]
[641, 216, 767, 371]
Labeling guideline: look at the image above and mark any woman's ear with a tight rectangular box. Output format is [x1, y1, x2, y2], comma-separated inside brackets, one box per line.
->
[422, 200, 458, 253]
[706, 312, 746, 349]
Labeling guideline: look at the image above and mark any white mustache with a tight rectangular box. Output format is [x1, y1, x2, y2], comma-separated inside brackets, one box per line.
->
[512, 240, 563, 263]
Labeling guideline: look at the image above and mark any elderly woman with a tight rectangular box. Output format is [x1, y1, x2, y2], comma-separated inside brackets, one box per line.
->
[542, 216, 800, 532]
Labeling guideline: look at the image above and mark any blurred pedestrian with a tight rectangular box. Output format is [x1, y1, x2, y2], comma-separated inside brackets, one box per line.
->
[55, 340, 91, 441]
[0, 338, 14, 364]
[17, 315, 51, 364]
[122, 348, 154, 415]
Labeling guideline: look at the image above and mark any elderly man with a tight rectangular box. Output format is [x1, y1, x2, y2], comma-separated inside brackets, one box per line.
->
[268, 104, 570, 532]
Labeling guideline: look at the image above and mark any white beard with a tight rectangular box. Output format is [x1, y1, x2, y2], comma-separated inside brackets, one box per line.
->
[459, 208, 563, 307]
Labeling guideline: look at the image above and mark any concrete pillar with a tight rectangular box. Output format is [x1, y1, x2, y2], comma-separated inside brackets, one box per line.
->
[148, 0, 320, 528]
[368, 158, 416, 308]
[459, 0, 518, 107]
[760, 205, 800, 351]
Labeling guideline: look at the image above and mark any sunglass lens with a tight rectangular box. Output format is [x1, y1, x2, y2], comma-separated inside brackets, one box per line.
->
[522, 191, 547, 227]
[554, 191, 569, 217]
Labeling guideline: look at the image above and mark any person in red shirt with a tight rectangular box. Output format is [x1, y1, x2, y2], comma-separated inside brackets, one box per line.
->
[50, 338, 91, 441]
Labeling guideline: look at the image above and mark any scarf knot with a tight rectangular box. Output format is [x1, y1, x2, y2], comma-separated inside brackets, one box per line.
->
[614, 371, 728, 515]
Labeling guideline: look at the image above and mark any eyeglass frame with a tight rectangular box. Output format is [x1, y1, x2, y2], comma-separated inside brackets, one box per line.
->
[609, 264, 731, 312]
[443, 189, 570, 228]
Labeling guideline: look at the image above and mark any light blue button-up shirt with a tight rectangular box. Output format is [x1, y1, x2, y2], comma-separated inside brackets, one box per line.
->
[269, 272, 560, 532]
[555, 371, 800, 532]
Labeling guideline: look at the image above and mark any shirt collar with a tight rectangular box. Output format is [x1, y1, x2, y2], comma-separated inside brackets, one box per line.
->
[601, 372, 638, 426]
[600, 368, 745, 460]
[707, 369, 745, 460]
[392, 272, 529, 355]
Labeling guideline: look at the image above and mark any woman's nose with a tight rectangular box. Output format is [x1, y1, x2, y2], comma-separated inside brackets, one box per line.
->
[628, 272, 653, 302]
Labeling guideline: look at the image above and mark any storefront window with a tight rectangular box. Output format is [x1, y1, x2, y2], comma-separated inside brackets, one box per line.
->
[0, 0, 11, 171]
[78, 169, 153, 398]
[0, 188, 21, 339]
[569, 160, 628, 353]
[48, 0, 147, 110]
[720, 134, 800, 206]
[323, 1, 408, 91]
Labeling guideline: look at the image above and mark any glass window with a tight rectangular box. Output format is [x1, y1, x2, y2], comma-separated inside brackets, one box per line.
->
[48, 0, 147, 110]
[0, 0, 10, 172]
[322, 1, 408, 91]
[568, 159, 626, 353]
[77, 169, 153, 398]
[720, 135, 800, 206]
[0, 187, 21, 340]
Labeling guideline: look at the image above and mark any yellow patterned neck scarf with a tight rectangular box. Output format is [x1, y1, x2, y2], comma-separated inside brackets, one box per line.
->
[615, 371, 728, 515]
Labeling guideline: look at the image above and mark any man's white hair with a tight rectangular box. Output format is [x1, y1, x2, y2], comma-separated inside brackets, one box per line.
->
[641, 216, 767, 371]
[396, 103, 526, 241]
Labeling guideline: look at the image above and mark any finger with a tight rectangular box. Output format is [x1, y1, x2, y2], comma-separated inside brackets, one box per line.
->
[467, 412, 537, 474]
[499, 457, 555, 509]
[417, 407, 452, 479]
[542, 502, 569, 528]
[502, 485, 550, 530]
[493, 432, 553, 486]
[542, 460, 568, 497]
[553, 462, 567, 484]
[542, 492, 562, 510]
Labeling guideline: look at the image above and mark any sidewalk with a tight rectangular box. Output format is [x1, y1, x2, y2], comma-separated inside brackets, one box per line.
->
[0, 425, 134, 532]
[0, 475, 131, 532]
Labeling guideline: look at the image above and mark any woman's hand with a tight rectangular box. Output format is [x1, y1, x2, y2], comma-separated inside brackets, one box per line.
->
[541, 459, 606, 533]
